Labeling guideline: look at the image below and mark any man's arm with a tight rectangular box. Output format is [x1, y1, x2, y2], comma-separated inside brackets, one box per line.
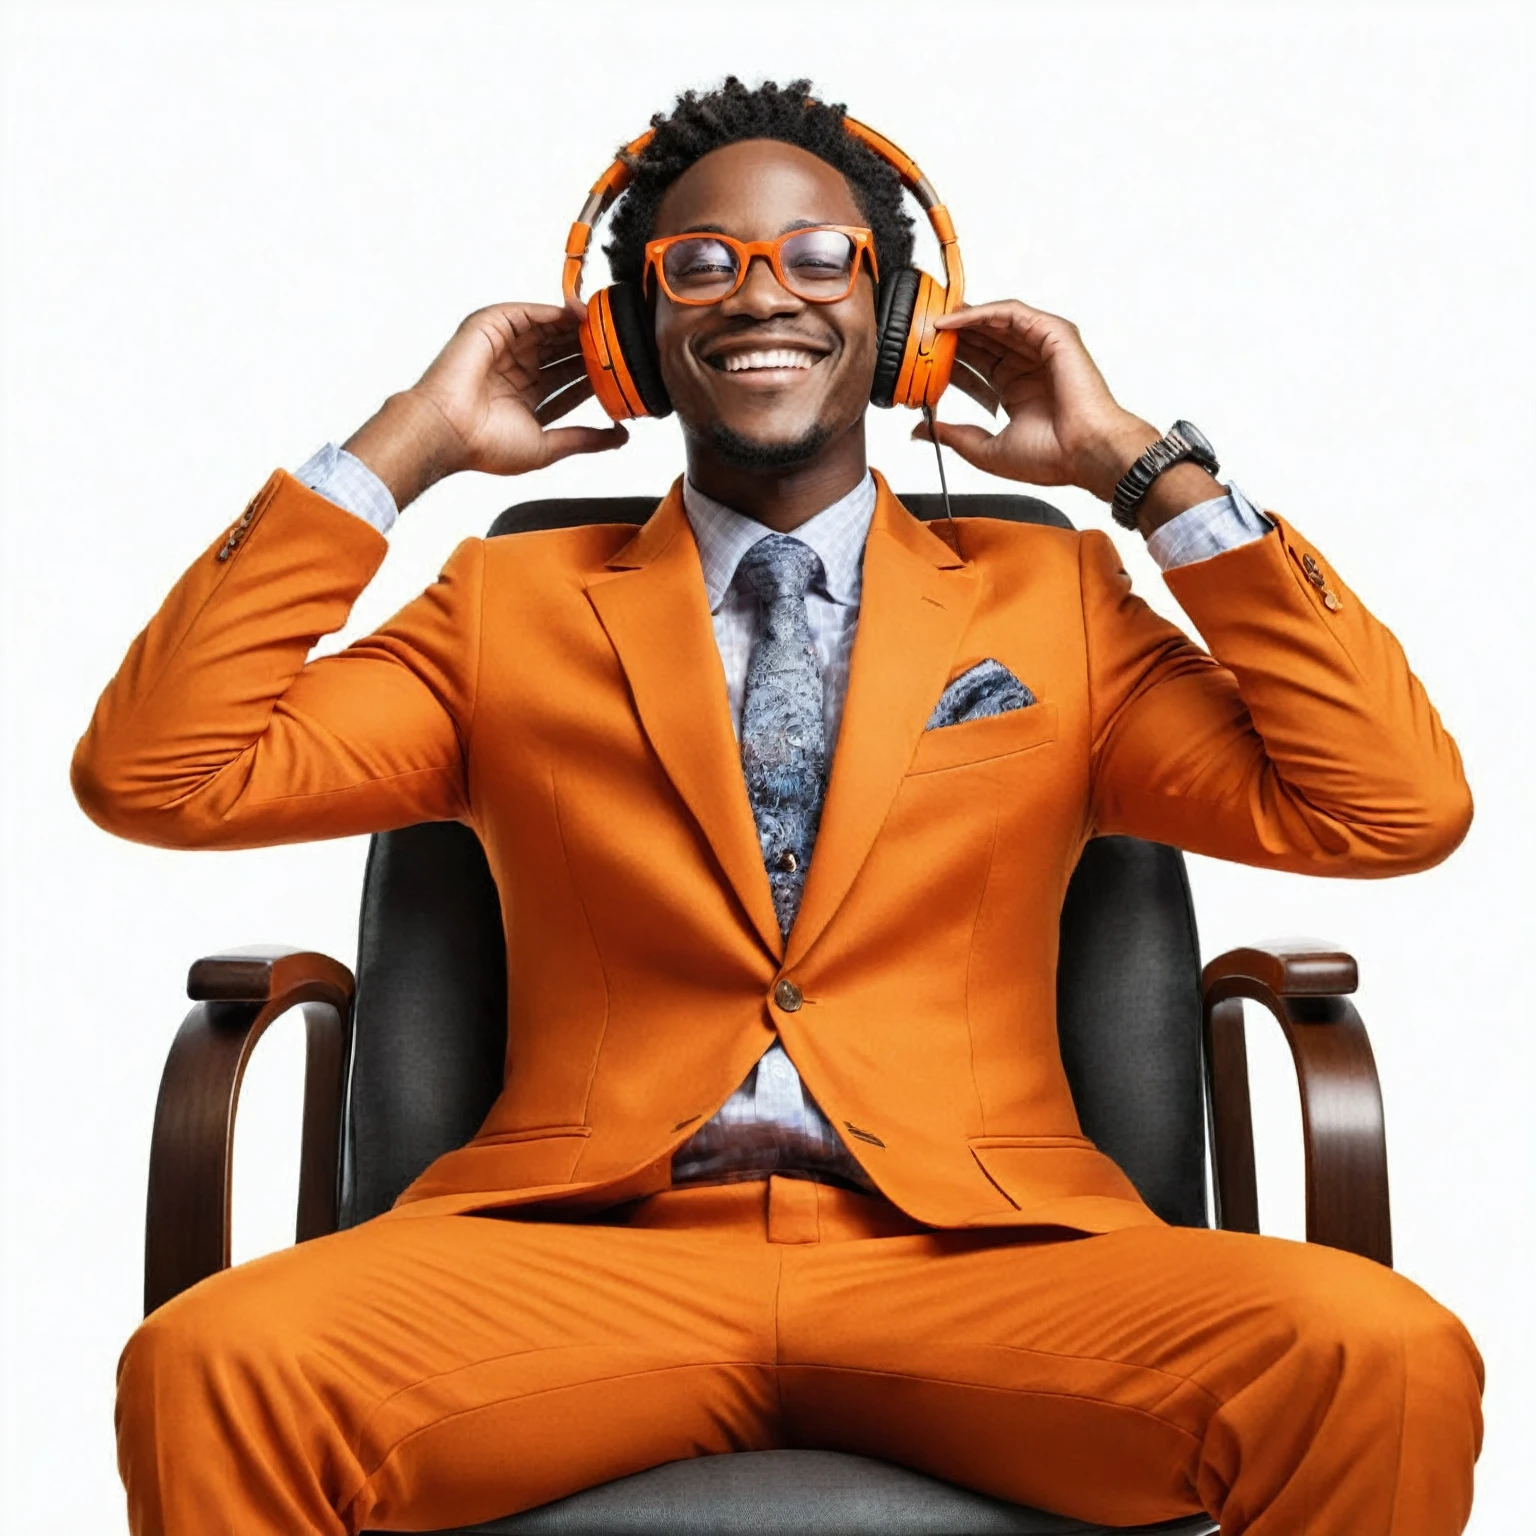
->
[1079, 521, 1470, 872]
[70, 475, 482, 848]
[924, 297, 1471, 874]
[71, 302, 626, 848]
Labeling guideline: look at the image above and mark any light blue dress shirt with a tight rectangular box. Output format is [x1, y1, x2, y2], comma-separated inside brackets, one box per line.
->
[296, 442, 1273, 1191]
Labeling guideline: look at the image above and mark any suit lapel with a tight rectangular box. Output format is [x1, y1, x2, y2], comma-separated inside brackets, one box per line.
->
[784, 473, 980, 971]
[584, 483, 783, 961]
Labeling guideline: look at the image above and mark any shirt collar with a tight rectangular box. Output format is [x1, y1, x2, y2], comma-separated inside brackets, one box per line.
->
[681, 470, 876, 614]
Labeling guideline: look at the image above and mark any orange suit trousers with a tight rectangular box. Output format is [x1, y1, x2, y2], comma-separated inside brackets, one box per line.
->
[116, 1176, 1482, 1535]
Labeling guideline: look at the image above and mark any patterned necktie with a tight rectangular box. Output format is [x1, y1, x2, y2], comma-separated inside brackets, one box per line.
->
[735, 535, 828, 937]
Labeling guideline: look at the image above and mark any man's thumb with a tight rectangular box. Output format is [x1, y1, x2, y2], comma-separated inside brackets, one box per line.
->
[542, 424, 630, 463]
[913, 418, 996, 468]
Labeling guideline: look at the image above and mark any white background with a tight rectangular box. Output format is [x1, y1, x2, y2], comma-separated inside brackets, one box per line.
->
[2, 1, 1531, 1529]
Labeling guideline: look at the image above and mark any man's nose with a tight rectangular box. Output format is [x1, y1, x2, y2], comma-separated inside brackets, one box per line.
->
[720, 253, 802, 319]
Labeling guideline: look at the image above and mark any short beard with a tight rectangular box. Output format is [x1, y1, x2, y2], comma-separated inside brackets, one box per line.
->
[705, 419, 833, 473]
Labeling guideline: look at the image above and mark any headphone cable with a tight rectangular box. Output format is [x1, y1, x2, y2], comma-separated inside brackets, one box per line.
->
[922, 404, 961, 558]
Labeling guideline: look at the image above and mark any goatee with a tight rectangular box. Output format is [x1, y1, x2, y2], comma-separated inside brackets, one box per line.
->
[706, 420, 833, 472]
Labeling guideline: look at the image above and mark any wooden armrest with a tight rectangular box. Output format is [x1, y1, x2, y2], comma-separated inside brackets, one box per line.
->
[1202, 941, 1391, 1268]
[1201, 940, 1357, 998]
[145, 946, 355, 1316]
[187, 944, 355, 1003]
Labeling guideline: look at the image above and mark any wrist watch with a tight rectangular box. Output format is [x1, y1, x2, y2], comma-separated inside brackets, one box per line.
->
[1110, 420, 1220, 530]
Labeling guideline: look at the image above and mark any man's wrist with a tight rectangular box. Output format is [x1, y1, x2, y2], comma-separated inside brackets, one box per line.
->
[1076, 415, 1160, 503]
[341, 390, 466, 514]
[1077, 415, 1225, 537]
[296, 443, 399, 534]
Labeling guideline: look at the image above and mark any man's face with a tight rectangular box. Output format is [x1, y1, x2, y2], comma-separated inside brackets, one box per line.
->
[651, 139, 878, 469]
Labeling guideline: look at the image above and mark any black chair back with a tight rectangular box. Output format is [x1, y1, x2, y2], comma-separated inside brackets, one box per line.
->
[338, 495, 1207, 1232]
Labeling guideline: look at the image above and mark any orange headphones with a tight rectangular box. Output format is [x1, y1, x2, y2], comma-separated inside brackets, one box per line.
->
[562, 113, 966, 421]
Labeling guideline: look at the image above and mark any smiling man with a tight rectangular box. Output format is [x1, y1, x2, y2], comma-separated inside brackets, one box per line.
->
[75, 78, 1482, 1536]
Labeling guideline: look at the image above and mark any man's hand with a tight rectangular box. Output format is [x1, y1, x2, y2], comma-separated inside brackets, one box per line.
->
[342, 303, 627, 513]
[916, 300, 1223, 531]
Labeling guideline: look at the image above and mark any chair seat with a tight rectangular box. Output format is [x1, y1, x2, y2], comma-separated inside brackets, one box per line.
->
[406, 1450, 1216, 1535]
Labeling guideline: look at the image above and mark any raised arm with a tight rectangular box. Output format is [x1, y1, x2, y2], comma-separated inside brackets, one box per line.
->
[72, 301, 628, 850]
[1080, 522, 1470, 872]
[923, 296, 1470, 875]
[71, 483, 481, 847]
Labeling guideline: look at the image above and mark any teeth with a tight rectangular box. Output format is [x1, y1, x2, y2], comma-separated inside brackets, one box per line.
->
[719, 348, 819, 372]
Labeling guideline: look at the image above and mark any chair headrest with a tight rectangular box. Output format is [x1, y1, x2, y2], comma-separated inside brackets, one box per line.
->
[487, 492, 1074, 539]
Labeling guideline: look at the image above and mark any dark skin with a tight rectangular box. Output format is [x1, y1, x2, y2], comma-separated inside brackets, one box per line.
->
[342, 138, 1223, 537]
[647, 140, 876, 528]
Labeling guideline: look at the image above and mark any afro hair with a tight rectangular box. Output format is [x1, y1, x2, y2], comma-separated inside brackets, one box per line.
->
[602, 76, 916, 292]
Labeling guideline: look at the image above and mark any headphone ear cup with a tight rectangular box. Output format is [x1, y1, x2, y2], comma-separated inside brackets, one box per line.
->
[602, 281, 671, 419]
[579, 292, 637, 421]
[870, 267, 922, 409]
[580, 284, 672, 421]
[903, 272, 957, 411]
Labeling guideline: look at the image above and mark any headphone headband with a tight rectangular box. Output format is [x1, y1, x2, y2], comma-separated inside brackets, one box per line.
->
[561, 113, 963, 311]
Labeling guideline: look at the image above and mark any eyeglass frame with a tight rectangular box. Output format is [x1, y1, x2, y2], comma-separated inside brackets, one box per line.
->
[642, 225, 880, 307]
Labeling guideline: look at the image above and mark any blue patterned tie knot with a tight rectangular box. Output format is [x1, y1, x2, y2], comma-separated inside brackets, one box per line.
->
[736, 535, 827, 937]
[736, 534, 822, 606]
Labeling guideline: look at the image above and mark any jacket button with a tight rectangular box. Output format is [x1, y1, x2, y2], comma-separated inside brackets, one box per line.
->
[773, 978, 803, 1012]
[1299, 551, 1342, 610]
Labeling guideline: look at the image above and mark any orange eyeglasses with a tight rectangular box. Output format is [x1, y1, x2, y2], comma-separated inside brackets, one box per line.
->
[643, 225, 879, 306]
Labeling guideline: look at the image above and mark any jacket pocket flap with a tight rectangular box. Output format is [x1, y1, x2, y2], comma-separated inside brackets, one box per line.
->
[472, 1124, 592, 1148]
[970, 1132, 1142, 1208]
[410, 1126, 593, 1198]
[909, 701, 1059, 777]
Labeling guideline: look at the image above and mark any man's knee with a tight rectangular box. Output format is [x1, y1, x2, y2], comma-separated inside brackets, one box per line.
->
[118, 1260, 306, 1427]
[1263, 1243, 1483, 1430]
[1373, 1282, 1485, 1449]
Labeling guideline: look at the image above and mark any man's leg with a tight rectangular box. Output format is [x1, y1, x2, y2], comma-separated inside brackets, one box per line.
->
[778, 1194, 1483, 1535]
[116, 1190, 782, 1535]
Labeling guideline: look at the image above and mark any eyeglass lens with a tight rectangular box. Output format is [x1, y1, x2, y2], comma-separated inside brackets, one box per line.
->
[661, 229, 858, 301]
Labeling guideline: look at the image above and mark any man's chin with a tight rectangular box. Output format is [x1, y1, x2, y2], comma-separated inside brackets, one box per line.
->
[704, 419, 833, 473]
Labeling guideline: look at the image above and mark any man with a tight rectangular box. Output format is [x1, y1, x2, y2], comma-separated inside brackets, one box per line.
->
[74, 77, 1482, 1536]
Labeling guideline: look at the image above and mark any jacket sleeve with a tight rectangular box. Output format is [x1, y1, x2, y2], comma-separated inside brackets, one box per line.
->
[71, 469, 482, 849]
[1081, 517, 1472, 875]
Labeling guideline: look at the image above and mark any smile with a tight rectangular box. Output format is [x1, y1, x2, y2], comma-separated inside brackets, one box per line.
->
[710, 347, 824, 373]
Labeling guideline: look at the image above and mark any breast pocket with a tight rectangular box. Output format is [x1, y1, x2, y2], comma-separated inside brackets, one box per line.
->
[907, 701, 1059, 777]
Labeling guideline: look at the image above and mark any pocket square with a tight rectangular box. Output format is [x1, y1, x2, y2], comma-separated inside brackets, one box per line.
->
[925, 658, 1035, 730]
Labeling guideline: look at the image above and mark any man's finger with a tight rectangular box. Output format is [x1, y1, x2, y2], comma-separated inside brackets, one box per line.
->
[947, 359, 1002, 417]
[540, 422, 629, 464]
[536, 338, 584, 367]
[936, 301, 1074, 361]
[489, 300, 575, 330]
[535, 355, 589, 395]
[954, 333, 1006, 374]
[936, 298, 1062, 330]
[535, 377, 595, 426]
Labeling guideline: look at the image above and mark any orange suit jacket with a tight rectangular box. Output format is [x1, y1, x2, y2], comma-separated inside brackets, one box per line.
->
[72, 468, 1471, 1234]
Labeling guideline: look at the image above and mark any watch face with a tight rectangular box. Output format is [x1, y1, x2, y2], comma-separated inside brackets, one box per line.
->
[1172, 419, 1215, 462]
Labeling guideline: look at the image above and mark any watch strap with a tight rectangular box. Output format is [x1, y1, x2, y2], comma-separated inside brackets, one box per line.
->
[1111, 421, 1219, 530]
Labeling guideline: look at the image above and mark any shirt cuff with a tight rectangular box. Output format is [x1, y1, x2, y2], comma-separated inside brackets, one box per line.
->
[1144, 480, 1273, 571]
[295, 442, 399, 535]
